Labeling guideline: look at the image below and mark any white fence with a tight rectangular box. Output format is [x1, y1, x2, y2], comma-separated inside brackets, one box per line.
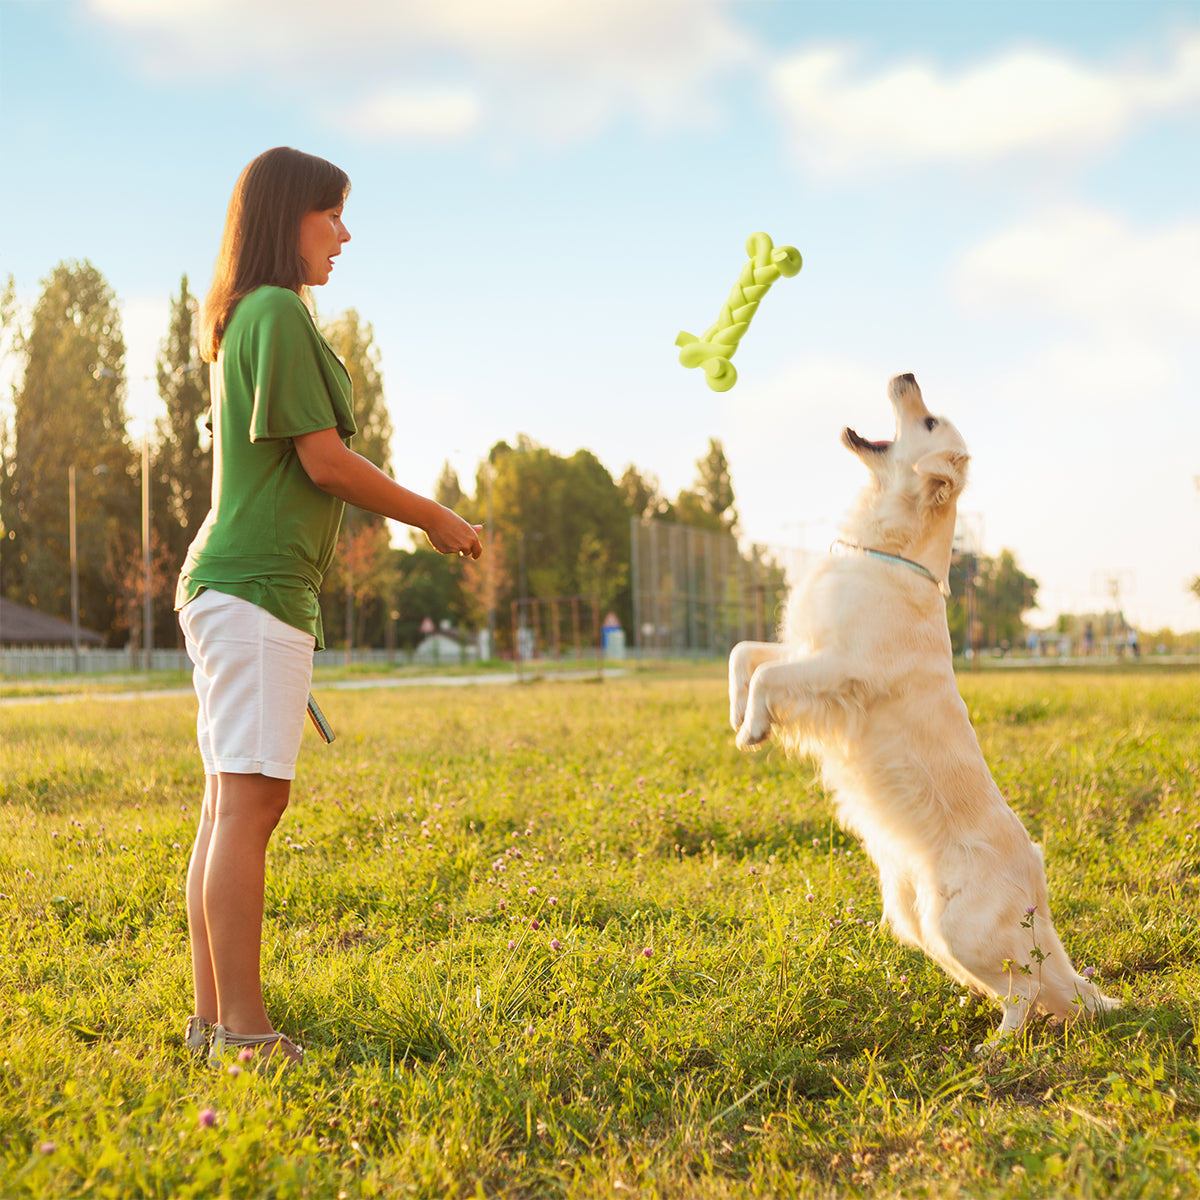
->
[0, 647, 192, 676]
[0, 643, 482, 677]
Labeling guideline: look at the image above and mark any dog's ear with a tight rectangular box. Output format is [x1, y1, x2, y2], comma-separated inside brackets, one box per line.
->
[914, 450, 969, 507]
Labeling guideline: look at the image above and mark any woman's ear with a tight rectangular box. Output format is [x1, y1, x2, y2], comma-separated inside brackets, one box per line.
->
[914, 449, 969, 507]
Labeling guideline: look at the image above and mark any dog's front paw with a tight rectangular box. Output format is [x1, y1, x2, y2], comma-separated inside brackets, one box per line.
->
[735, 703, 772, 750]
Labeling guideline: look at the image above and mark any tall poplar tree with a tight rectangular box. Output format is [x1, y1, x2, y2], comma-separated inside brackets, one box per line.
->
[5, 261, 134, 640]
[316, 309, 394, 647]
[151, 274, 212, 644]
[319, 309, 391, 470]
[0, 274, 21, 598]
[434, 460, 463, 510]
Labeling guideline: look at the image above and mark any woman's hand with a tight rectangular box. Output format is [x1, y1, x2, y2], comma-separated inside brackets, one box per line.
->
[426, 511, 483, 559]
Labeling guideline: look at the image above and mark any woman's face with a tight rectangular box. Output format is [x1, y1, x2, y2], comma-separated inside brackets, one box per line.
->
[298, 204, 350, 287]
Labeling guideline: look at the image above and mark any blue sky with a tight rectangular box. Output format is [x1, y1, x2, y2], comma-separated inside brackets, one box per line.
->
[2, 0, 1198, 631]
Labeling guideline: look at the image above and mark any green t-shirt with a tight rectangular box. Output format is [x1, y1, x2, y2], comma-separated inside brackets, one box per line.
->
[176, 286, 357, 649]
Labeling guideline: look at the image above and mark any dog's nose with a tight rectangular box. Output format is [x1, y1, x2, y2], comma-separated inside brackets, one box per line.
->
[898, 372, 916, 385]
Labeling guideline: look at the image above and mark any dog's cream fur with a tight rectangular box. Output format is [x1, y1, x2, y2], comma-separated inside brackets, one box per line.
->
[730, 373, 1117, 1049]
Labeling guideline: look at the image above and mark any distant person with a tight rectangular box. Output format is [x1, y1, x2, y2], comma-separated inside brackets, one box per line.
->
[176, 147, 482, 1065]
[1084, 622, 1094, 656]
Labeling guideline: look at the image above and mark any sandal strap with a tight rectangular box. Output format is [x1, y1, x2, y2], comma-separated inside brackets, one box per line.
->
[209, 1024, 304, 1061]
[215, 1027, 290, 1048]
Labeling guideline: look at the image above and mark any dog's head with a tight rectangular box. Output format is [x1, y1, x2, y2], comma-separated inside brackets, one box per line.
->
[841, 374, 969, 510]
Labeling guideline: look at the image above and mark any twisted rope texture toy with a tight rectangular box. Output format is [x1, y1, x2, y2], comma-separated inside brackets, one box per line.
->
[676, 233, 802, 392]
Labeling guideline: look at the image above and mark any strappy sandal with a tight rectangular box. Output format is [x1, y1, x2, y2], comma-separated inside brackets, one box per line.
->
[208, 1024, 304, 1067]
[184, 1015, 213, 1055]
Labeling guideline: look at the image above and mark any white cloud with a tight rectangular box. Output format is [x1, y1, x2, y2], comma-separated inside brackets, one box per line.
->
[84, 0, 755, 144]
[954, 207, 1200, 412]
[954, 205, 1200, 335]
[343, 86, 482, 142]
[768, 32, 1200, 173]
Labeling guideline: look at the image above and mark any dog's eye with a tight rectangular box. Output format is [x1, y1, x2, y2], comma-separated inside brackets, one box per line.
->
[924, 417, 938, 431]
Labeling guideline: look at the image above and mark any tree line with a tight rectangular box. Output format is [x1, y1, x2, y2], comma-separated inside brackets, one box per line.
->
[0, 260, 753, 655]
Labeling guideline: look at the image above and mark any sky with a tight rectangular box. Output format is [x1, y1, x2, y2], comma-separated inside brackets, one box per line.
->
[2, 0, 1198, 632]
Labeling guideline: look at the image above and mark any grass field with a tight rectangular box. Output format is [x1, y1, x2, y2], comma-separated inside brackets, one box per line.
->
[1, 664, 1197, 1198]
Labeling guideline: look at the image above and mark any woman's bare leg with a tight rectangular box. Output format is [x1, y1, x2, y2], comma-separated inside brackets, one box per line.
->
[203, 772, 291, 1034]
[185, 774, 219, 1021]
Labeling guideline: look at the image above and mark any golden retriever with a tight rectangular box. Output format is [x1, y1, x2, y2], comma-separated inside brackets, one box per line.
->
[729, 373, 1117, 1049]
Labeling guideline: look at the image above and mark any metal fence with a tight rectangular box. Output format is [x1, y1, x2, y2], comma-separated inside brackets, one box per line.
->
[629, 518, 791, 656]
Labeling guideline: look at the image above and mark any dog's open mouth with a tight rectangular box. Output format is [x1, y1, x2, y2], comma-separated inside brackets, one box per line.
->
[843, 427, 891, 454]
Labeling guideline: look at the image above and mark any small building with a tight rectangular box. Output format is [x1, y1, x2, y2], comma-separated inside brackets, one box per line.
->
[0, 597, 104, 648]
[413, 619, 475, 665]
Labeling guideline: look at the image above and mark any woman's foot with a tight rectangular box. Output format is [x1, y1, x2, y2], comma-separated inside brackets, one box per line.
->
[184, 1015, 213, 1055]
[208, 1024, 304, 1067]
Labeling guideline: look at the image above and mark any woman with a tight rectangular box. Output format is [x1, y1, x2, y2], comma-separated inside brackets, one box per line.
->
[177, 147, 482, 1064]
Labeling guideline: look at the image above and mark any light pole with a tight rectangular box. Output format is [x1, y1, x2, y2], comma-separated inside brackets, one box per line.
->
[99, 363, 196, 670]
[68, 462, 108, 672]
[141, 428, 151, 670]
[69, 465, 78, 672]
[94, 364, 153, 667]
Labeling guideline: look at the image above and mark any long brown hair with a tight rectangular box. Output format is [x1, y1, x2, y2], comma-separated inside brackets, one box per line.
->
[200, 147, 350, 361]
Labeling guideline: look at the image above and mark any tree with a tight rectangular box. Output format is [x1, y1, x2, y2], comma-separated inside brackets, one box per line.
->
[576, 530, 628, 614]
[3, 261, 135, 642]
[1191, 476, 1199, 604]
[151, 274, 212, 646]
[619, 464, 669, 522]
[322, 521, 397, 647]
[947, 548, 1039, 654]
[315, 309, 394, 648]
[0, 274, 22, 598]
[450, 437, 631, 649]
[107, 524, 177, 658]
[697, 438, 738, 531]
[669, 439, 739, 535]
[457, 527, 513, 639]
[319, 309, 391, 470]
[434, 460, 464, 510]
[392, 545, 463, 647]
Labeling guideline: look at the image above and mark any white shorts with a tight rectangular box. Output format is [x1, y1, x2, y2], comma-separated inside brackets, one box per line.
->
[179, 588, 316, 780]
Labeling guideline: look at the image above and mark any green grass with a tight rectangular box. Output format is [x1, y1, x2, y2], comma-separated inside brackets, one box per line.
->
[0, 666, 1197, 1198]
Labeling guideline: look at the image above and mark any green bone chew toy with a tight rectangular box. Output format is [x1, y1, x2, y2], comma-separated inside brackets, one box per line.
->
[676, 232, 802, 392]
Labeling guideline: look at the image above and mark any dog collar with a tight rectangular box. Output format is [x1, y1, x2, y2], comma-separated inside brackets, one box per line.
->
[832, 539, 950, 597]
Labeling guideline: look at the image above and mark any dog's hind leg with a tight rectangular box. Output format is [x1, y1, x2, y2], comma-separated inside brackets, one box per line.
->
[974, 994, 1036, 1055]
[931, 894, 1115, 1053]
[729, 641, 791, 731]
